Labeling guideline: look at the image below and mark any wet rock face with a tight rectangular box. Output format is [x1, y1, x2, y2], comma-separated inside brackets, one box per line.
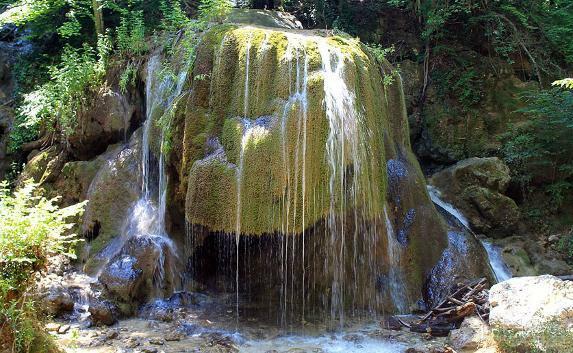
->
[89, 299, 118, 326]
[489, 275, 573, 352]
[81, 132, 142, 269]
[430, 157, 520, 238]
[99, 235, 178, 309]
[67, 86, 143, 160]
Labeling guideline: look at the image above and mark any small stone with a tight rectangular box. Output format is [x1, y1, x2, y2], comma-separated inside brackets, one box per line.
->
[548, 234, 560, 243]
[165, 332, 184, 341]
[125, 337, 140, 348]
[149, 338, 164, 345]
[106, 330, 119, 340]
[57, 325, 71, 334]
[45, 323, 61, 332]
[139, 347, 158, 353]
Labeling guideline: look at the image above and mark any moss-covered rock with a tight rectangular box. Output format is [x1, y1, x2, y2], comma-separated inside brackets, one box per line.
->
[163, 23, 451, 314]
[463, 186, 520, 236]
[67, 83, 143, 161]
[415, 53, 538, 163]
[17, 146, 68, 186]
[431, 157, 520, 238]
[81, 131, 142, 273]
[226, 8, 303, 29]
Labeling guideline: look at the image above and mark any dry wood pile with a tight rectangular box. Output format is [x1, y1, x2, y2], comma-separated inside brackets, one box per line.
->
[385, 278, 490, 337]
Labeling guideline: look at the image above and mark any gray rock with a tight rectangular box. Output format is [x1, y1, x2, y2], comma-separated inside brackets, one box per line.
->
[448, 316, 493, 352]
[430, 157, 520, 238]
[39, 283, 75, 316]
[489, 275, 573, 352]
[99, 235, 178, 305]
[89, 300, 118, 326]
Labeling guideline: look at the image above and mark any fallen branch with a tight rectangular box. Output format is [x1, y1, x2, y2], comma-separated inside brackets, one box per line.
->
[411, 277, 490, 337]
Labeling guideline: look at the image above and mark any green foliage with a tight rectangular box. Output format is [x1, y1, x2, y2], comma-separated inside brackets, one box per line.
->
[433, 67, 484, 111]
[0, 181, 86, 288]
[117, 9, 147, 58]
[365, 43, 395, 63]
[558, 230, 573, 265]
[0, 181, 85, 353]
[501, 88, 573, 208]
[553, 78, 573, 90]
[16, 45, 105, 138]
[198, 0, 233, 24]
[159, 0, 190, 32]
[119, 62, 138, 93]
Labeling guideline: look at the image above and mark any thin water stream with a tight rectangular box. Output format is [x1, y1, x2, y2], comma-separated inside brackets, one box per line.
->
[427, 185, 512, 283]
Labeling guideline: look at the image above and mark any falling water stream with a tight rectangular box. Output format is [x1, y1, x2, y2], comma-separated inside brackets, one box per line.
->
[97, 54, 190, 294]
[427, 185, 512, 282]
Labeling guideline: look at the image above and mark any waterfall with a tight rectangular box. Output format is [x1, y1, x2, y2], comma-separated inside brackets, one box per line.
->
[427, 185, 512, 283]
[278, 37, 310, 326]
[183, 28, 447, 325]
[481, 240, 512, 282]
[319, 40, 375, 324]
[104, 53, 190, 296]
[383, 208, 409, 313]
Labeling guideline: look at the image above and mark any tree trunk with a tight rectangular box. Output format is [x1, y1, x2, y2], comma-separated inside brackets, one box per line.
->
[92, 0, 104, 37]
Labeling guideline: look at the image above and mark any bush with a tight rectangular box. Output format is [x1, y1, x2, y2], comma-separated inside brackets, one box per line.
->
[0, 180, 86, 352]
[15, 45, 105, 140]
[500, 87, 573, 209]
[198, 0, 233, 24]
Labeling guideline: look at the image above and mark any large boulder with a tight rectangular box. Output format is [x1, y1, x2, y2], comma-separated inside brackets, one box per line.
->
[430, 157, 520, 238]
[17, 145, 67, 185]
[174, 22, 448, 315]
[98, 235, 179, 312]
[489, 275, 573, 352]
[448, 316, 495, 353]
[81, 131, 142, 273]
[67, 85, 142, 160]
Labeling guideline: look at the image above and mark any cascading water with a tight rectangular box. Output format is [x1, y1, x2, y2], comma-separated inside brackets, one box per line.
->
[95, 54, 190, 297]
[235, 34, 253, 319]
[481, 240, 512, 282]
[278, 37, 310, 326]
[184, 26, 450, 328]
[383, 208, 409, 313]
[427, 185, 512, 283]
[318, 40, 383, 323]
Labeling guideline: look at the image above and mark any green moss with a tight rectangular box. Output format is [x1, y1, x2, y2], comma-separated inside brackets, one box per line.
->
[18, 146, 59, 184]
[174, 24, 447, 263]
[494, 321, 573, 353]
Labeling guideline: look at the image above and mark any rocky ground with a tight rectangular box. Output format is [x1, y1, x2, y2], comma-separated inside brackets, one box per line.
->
[42, 273, 573, 353]
[47, 316, 453, 353]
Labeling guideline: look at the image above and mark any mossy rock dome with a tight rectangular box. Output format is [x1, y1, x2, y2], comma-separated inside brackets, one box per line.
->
[154, 22, 457, 313]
